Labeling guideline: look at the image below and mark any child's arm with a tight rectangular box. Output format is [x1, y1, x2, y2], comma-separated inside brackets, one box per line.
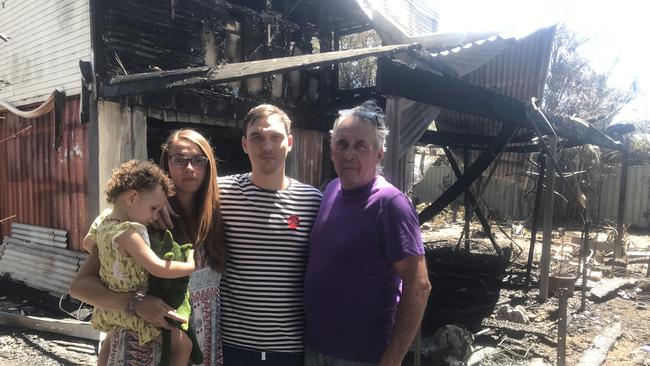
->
[81, 233, 97, 253]
[116, 229, 195, 279]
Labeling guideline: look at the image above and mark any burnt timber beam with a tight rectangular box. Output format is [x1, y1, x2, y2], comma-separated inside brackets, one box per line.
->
[418, 123, 518, 231]
[100, 44, 417, 98]
[419, 130, 535, 146]
[443, 147, 503, 256]
[377, 58, 528, 128]
[526, 153, 546, 284]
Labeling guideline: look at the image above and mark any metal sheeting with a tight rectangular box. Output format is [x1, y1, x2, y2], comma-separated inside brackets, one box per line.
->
[415, 164, 650, 226]
[402, 27, 555, 159]
[363, 0, 439, 38]
[597, 165, 650, 228]
[286, 128, 325, 189]
[0, 235, 87, 297]
[413, 166, 532, 220]
[412, 26, 555, 204]
[0, 97, 89, 250]
[435, 26, 555, 137]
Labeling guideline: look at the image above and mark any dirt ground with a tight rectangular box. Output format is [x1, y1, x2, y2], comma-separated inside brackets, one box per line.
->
[420, 223, 650, 365]
[0, 326, 97, 365]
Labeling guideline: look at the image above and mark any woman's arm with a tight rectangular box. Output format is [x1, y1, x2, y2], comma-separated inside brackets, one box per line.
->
[69, 247, 187, 328]
[69, 247, 130, 310]
[117, 229, 195, 279]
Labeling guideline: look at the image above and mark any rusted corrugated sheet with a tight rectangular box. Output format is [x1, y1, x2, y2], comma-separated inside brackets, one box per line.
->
[0, 97, 89, 251]
[287, 128, 325, 188]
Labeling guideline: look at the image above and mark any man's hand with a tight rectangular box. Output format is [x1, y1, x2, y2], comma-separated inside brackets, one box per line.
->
[152, 200, 178, 230]
[134, 295, 188, 329]
[378, 255, 431, 366]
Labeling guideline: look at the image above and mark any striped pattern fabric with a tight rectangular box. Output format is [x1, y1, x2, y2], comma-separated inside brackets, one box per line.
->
[218, 174, 322, 352]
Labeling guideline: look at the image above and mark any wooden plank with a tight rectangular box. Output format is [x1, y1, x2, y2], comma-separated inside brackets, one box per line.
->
[100, 44, 416, 97]
[0, 311, 101, 341]
[418, 130, 535, 146]
[576, 322, 622, 366]
[481, 318, 554, 340]
[589, 278, 636, 301]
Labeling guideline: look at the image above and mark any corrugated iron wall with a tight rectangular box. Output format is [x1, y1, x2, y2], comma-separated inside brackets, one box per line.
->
[0, 97, 89, 250]
[286, 128, 325, 188]
[415, 164, 650, 227]
[413, 165, 532, 220]
[597, 165, 650, 228]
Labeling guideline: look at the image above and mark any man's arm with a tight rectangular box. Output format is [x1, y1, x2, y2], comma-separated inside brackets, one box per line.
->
[378, 255, 431, 366]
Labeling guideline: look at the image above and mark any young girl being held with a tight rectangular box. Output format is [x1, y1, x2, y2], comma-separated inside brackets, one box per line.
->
[91, 160, 195, 366]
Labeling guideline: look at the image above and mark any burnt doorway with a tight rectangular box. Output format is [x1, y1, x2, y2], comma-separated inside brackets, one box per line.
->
[147, 118, 250, 176]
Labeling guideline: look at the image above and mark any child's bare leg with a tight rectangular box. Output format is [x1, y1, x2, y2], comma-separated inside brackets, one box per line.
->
[97, 332, 112, 366]
[169, 328, 192, 366]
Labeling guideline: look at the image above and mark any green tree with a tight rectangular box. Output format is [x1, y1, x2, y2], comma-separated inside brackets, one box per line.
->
[337, 30, 382, 89]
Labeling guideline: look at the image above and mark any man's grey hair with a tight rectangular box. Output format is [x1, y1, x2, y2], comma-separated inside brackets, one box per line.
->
[330, 100, 390, 152]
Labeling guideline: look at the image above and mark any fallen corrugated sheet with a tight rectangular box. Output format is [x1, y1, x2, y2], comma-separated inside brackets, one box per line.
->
[10, 222, 67, 248]
[0, 224, 86, 297]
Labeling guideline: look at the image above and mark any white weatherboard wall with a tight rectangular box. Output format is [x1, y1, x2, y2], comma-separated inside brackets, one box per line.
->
[0, 0, 91, 106]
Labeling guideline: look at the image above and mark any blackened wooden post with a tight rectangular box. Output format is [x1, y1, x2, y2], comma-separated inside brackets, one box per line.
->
[464, 145, 471, 251]
[526, 152, 546, 284]
[540, 137, 557, 301]
[579, 219, 591, 311]
[557, 287, 570, 366]
[384, 96, 402, 188]
[614, 139, 629, 260]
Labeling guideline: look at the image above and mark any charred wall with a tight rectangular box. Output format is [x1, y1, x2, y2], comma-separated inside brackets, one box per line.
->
[96, 0, 228, 78]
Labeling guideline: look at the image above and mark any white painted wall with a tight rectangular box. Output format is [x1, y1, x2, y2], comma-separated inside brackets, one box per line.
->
[0, 0, 91, 106]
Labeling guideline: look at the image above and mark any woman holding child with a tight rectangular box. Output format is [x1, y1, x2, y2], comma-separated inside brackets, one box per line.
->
[70, 129, 226, 366]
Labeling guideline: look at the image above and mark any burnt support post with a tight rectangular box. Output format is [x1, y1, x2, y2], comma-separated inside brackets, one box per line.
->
[443, 147, 503, 256]
[557, 286, 570, 366]
[384, 96, 403, 189]
[579, 219, 591, 311]
[614, 139, 630, 260]
[464, 145, 472, 251]
[539, 137, 557, 301]
[526, 152, 546, 284]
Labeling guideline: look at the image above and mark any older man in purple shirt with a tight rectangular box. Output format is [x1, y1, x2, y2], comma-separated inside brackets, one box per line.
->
[304, 101, 431, 366]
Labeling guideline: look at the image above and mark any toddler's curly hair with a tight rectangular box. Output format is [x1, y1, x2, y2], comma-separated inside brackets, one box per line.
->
[105, 160, 174, 203]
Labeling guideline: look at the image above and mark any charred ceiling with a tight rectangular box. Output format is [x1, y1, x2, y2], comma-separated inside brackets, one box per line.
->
[91, 0, 374, 126]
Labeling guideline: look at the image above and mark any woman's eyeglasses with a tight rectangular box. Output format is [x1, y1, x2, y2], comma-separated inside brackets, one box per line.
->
[169, 154, 209, 169]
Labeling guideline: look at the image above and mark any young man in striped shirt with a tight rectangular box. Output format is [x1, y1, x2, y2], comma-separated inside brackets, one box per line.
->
[218, 104, 322, 366]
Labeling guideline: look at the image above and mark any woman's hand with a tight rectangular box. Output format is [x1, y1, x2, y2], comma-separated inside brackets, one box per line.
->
[152, 200, 178, 230]
[135, 295, 188, 329]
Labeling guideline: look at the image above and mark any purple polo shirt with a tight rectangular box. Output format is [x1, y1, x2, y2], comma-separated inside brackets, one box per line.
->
[304, 176, 425, 363]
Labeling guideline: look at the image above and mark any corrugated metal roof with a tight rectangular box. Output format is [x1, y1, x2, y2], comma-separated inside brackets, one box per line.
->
[356, 0, 439, 39]
[434, 26, 555, 180]
[0, 97, 89, 251]
[400, 26, 555, 195]
[397, 26, 555, 152]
